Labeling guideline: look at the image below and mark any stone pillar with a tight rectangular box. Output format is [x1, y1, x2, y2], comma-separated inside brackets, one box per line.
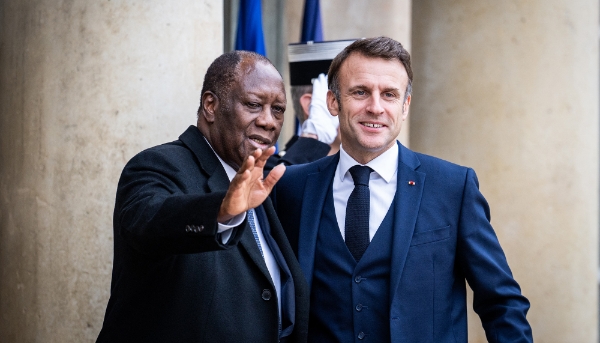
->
[0, 1, 222, 341]
[412, 1, 598, 341]
[282, 0, 412, 145]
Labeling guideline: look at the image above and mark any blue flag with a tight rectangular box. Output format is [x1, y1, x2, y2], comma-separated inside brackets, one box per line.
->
[301, 0, 323, 42]
[235, 0, 266, 56]
[296, 0, 324, 134]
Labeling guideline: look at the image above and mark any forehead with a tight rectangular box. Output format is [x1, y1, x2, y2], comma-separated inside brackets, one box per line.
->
[235, 59, 285, 94]
[338, 53, 409, 89]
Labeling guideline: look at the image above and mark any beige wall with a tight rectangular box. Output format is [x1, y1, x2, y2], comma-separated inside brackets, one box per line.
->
[0, 1, 221, 341]
[412, 0, 598, 341]
[281, 0, 412, 146]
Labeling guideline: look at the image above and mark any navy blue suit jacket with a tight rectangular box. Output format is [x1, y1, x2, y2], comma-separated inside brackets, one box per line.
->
[271, 142, 532, 343]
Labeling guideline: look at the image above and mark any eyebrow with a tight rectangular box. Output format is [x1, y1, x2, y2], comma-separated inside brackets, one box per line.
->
[381, 87, 401, 93]
[347, 85, 367, 93]
[347, 85, 401, 93]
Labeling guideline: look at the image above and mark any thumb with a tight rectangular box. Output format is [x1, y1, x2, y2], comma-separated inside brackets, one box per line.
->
[262, 164, 286, 191]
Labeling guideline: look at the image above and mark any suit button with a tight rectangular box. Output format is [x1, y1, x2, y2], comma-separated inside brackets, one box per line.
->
[354, 275, 362, 283]
[358, 331, 365, 340]
[185, 225, 192, 233]
[356, 304, 363, 312]
[262, 289, 271, 301]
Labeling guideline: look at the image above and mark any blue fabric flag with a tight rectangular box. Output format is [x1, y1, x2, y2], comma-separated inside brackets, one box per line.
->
[301, 0, 323, 42]
[235, 0, 266, 56]
[296, 0, 324, 134]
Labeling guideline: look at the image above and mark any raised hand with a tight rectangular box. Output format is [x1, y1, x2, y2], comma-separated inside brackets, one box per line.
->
[218, 146, 285, 222]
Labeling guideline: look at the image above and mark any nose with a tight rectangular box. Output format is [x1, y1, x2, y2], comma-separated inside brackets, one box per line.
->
[255, 107, 279, 131]
[366, 93, 385, 115]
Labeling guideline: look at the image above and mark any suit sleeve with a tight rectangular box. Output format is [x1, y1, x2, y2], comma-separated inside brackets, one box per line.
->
[456, 168, 533, 342]
[115, 148, 245, 256]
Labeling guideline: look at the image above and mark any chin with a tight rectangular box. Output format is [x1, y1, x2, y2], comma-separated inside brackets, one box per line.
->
[358, 138, 387, 150]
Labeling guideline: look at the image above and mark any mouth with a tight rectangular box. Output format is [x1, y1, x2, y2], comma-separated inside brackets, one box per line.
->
[248, 135, 272, 149]
[361, 122, 385, 129]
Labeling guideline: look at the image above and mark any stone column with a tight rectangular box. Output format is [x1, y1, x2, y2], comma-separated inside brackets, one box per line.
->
[282, 0, 412, 145]
[412, 1, 598, 341]
[0, 1, 222, 341]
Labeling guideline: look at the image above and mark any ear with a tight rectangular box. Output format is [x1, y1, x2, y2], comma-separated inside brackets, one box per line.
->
[326, 90, 339, 117]
[402, 94, 411, 120]
[299, 93, 312, 121]
[201, 91, 219, 123]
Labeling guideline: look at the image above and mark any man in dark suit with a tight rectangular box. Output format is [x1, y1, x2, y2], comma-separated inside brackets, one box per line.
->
[96, 51, 308, 343]
[272, 37, 533, 342]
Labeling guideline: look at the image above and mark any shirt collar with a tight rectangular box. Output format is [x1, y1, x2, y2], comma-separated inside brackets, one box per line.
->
[337, 142, 399, 183]
[204, 137, 237, 182]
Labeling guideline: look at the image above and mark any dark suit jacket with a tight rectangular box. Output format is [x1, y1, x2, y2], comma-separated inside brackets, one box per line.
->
[271, 142, 532, 343]
[97, 126, 309, 343]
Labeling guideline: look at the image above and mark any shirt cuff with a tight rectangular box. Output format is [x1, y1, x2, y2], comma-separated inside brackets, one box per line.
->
[218, 212, 246, 244]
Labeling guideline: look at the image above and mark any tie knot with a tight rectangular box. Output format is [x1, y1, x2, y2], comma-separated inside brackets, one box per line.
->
[349, 165, 372, 186]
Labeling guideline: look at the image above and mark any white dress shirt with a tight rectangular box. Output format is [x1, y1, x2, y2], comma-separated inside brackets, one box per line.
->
[211, 145, 282, 318]
[333, 143, 399, 241]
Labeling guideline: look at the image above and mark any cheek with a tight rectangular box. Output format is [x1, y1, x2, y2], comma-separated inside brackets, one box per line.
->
[221, 126, 247, 149]
[344, 109, 361, 125]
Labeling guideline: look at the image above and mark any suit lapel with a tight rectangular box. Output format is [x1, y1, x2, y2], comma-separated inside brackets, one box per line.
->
[390, 143, 425, 302]
[256, 202, 291, 280]
[298, 154, 339, 289]
[179, 126, 231, 192]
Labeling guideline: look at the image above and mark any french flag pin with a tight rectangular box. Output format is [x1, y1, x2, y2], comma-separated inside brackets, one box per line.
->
[408, 181, 416, 186]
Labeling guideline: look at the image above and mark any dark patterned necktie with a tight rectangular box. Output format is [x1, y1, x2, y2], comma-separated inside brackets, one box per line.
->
[247, 209, 264, 257]
[345, 165, 373, 262]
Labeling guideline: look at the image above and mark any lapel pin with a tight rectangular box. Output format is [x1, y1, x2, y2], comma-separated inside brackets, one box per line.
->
[408, 181, 416, 186]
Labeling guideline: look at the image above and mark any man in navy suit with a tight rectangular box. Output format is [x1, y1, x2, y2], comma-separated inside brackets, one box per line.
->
[272, 37, 532, 342]
[97, 51, 308, 343]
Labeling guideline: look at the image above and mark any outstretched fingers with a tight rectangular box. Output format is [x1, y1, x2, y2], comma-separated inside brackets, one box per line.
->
[237, 150, 260, 176]
[230, 156, 254, 189]
[253, 146, 276, 169]
[262, 163, 286, 191]
[217, 148, 281, 223]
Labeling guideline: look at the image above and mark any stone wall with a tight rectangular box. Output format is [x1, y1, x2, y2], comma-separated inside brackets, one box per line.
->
[412, 0, 599, 341]
[0, 1, 222, 341]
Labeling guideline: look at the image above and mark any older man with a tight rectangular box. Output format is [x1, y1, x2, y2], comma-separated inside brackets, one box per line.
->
[272, 37, 532, 342]
[96, 51, 308, 343]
